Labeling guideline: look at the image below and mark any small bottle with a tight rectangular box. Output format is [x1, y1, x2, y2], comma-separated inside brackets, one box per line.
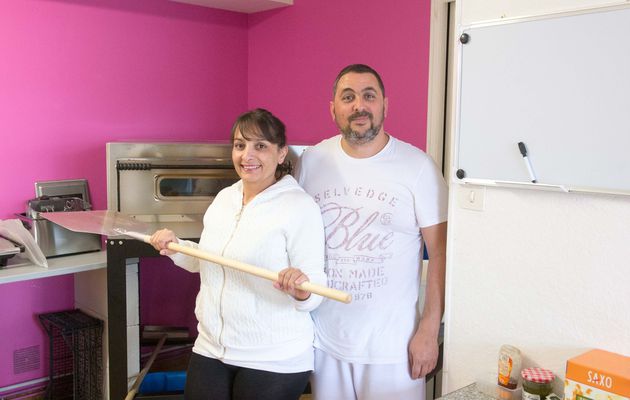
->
[498, 345, 522, 389]
[521, 368, 555, 400]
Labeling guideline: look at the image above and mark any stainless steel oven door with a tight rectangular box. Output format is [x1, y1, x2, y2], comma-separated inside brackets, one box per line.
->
[115, 159, 239, 217]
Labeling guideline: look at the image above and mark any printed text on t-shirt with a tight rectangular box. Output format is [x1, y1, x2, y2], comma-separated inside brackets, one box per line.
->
[319, 196, 396, 302]
[312, 186, 399, 208]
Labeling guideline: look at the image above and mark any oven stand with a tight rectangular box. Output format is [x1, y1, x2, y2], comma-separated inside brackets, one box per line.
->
[108, 237, 196, 399]
[107, 238, 157, 400]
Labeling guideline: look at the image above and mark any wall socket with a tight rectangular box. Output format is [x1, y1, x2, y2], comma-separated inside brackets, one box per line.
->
[457, 186, 485, 211]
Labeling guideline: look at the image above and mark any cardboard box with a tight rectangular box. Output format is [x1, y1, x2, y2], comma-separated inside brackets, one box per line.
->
[565, 349, 630, 400]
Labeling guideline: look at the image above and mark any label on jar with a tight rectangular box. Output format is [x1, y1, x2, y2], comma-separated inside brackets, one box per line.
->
[498, 345, 522, 389]
[498, 353, 514, 386]
[523, 391, 541, 400]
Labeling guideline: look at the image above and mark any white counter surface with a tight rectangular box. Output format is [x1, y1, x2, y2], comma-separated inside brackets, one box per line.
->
[0, 250, 107, 284]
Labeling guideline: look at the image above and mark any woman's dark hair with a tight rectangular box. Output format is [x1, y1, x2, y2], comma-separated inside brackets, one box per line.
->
[230, 108, 292, 179]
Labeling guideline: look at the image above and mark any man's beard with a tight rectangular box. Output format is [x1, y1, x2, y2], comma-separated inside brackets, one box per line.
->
[339, 111, 383, 145]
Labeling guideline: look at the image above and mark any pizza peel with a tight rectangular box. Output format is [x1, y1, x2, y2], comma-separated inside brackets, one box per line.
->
[41, 210, 350, 303]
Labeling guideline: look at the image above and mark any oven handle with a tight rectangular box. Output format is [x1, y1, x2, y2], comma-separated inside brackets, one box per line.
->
[124, 231, 352, 304]
[116, 161, 234, 171]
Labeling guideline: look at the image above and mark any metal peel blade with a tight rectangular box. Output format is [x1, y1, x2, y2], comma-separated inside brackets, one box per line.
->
[40, 210, 150, 237]
[40, 211, 351, 303]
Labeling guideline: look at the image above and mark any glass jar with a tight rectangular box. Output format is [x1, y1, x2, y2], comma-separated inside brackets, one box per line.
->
[498, 345, 522, 389]
[521, 367, 555, 400]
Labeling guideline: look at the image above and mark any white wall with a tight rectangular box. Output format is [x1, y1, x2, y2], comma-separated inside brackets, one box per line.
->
[443, 0, 630, 394]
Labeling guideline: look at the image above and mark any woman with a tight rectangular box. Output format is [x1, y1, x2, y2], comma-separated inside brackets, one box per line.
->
[149, 108, 326, 400]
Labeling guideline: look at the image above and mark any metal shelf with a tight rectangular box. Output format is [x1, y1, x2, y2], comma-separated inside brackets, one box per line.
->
[0, 250, 106, 285]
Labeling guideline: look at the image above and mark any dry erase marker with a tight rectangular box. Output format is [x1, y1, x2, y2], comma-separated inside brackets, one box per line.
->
[518, 142, 537, 183]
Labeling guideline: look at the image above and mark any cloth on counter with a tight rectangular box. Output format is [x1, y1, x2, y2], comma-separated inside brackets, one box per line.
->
[0, 219, 48, 268]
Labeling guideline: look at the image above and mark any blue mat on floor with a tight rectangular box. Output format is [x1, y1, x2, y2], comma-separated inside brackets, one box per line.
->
[139, 371, 186, 394]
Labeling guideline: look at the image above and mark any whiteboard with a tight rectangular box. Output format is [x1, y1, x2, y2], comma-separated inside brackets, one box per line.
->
[455, 7, 630, 195]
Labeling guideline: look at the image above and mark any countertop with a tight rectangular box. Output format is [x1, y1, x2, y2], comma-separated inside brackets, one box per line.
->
[0, 250, 107, 284]
[438, 384, 495, 400]
[439, 381, 525, 400]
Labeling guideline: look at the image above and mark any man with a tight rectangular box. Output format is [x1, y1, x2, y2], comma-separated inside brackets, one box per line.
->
[296, 64, 448, 400]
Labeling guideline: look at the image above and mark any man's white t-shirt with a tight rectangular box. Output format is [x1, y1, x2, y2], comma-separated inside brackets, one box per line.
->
[297, 135, 448, 364]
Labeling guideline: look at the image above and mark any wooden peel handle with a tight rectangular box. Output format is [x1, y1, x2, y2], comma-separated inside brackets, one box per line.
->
[124, 334, 167, 400]
[127, 231, 351, 304]
[167, 242, 352, 304]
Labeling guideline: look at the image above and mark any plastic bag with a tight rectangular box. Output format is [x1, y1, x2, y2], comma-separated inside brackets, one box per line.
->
[0, 219, 48, 268]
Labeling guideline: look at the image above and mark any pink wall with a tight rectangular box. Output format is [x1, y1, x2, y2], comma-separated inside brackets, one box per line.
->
[0, 0, 247, 388]
[0, 276, 74, 390]
[139, 258, 199, 336]
[1, 0, 247, 217]
[247, 0, 432, 148]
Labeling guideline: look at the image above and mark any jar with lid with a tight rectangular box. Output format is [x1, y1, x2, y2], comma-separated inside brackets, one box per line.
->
[498, 344, 522, 389]
[521, 367, 555, 400]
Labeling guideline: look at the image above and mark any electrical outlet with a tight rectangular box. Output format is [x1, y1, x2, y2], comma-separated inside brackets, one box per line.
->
[457, 186, 485, 211]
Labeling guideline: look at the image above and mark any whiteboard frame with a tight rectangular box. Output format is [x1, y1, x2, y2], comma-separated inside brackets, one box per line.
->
[451, 4, 630, 196]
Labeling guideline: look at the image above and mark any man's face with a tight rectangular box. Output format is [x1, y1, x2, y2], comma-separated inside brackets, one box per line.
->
[330, 72, 388, 145]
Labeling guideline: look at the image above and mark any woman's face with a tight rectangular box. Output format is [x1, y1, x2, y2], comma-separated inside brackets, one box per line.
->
[232, 128, 288, 191]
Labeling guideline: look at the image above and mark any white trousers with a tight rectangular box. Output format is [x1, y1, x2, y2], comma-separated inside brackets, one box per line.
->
[311, 349, 426, 400]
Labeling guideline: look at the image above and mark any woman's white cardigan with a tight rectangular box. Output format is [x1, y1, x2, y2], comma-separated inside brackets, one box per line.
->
[169, 175, 326, 368]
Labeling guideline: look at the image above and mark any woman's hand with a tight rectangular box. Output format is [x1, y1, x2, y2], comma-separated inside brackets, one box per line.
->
[149, 229, 179, 256]
[274, 267, 311, 301]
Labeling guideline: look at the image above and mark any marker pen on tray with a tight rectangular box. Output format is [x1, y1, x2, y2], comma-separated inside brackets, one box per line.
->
[518, 142, 537, 183]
